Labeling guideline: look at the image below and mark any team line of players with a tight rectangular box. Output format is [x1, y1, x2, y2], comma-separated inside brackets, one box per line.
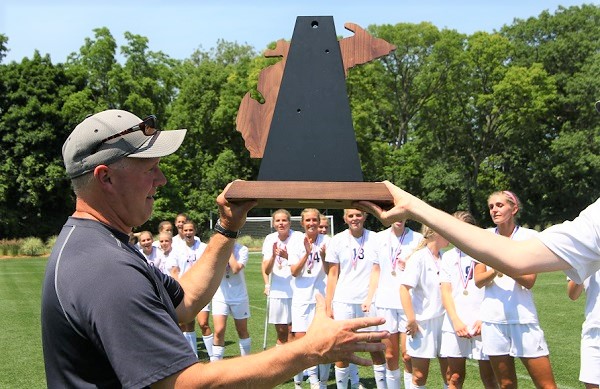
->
[136, 190, 591, 389]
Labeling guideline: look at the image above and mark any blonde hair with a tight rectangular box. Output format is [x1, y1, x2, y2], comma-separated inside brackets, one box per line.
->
[301, 208, 321, 222]
[405, 224, 436, 261]
[343, 208, 366, 217]
[139, 230, 153, 240]
[272, 209, 291, 222]
[452, 210, 476, 226]
[488, 190, 521, 218]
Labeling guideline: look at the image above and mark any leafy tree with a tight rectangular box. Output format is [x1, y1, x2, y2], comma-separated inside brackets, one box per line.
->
[0, 52, 72, 238]
[153, 41, 258, 232]
[0, 34, 8, 63]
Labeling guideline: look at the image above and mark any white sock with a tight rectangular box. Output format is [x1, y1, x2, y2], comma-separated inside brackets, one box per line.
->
[182, 332, 197, 357]
[386, 368, 401, 389]
[373, 363, 387, 389]
[202, 334, 214, 358]
[238, 337, 251, 356]
[211, 345, 224, 361]
[410, 385, 426, 389]
[404, 371, 413, 389]
[334, 366, 350, 389]
[349, 363, 359, 385]
[319, 363, 331, 384]
[306, 365, 319, 384]
[294, 371, 304, 384]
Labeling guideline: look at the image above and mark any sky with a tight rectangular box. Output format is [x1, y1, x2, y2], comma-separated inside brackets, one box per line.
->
[0, 0, 597, 64]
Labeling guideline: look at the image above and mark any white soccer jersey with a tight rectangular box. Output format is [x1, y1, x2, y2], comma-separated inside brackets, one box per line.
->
[174, 239, 208, 276]
[288, 233, 331, 303]
[439, 247, 485, 332]
[212, 243, 249, 303]
[326, 229, 377, 304]
[539, 198, 600, 284]
[480, 227, 540, 324]
[402, 246, 444, 321]
[262, 230, 303, 298]
[373, 227, 423, 309]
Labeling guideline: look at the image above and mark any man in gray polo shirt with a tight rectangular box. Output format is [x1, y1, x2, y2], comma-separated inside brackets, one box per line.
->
[41, 109, 388, 388]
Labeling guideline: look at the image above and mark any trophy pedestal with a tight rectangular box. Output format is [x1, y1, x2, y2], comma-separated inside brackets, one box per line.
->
[225, 180, 393, 209]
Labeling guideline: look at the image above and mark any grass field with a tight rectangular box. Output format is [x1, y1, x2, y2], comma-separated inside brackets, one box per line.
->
[0, 253, 586, 388]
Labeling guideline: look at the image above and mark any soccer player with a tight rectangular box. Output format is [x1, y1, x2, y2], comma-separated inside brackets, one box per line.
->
[211, 241, 252, 361]
[262, 209, 303, 347]
[364, 220, 422, 389]
[289, 208, 331, 388]
[326, 209, 386, 389]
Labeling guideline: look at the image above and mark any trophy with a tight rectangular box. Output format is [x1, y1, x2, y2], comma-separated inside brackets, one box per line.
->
[225, 16, 396, 209]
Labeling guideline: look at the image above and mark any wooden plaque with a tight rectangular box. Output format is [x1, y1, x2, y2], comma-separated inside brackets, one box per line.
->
[226, 180, 393, 209]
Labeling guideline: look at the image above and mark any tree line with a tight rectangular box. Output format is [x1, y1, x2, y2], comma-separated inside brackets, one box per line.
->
[0, 4, 599, 239]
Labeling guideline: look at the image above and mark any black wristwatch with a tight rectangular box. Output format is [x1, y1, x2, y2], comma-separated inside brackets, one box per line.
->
[214, 220, 239, 239]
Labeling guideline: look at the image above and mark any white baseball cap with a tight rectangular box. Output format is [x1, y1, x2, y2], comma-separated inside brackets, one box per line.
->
[62, 109, 186, 178]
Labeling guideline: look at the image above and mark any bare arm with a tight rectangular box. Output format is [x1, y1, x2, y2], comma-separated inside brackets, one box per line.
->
[175, 184, 256, 323]
[357, 181, 571, 278]
[474, 263, 497, 288]
[400, 284, 417, 335]
[440, 282, 470, 338]
[567, 280, 584, 300]
[325, 263, 340, 318]
[514, 273, 536, 289]
[290, 237, 311, 277]
[228, 252, 244, 274]
[362, 263, 380, 312]
[153, 295, 389, 388]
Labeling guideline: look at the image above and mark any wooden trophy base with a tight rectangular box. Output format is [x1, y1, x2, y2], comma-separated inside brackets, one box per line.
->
[224, 180, 393, 209]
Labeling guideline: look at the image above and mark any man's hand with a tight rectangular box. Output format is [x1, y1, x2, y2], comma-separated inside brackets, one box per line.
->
[216, 181, 257, 231]
[302, 294, 389, 366]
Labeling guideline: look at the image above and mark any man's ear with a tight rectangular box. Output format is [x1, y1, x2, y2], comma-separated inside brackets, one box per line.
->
[93, 165, 111, 185]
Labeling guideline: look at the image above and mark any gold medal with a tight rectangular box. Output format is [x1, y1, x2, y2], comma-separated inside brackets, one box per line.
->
[278, 265, 282, 270]
[462, 290, 468, 296]
[391, 271, 396, 276]
[307, 269, 312, 274]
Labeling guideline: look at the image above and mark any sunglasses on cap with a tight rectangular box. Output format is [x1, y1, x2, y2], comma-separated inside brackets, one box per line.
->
[94, 115, 158, 152]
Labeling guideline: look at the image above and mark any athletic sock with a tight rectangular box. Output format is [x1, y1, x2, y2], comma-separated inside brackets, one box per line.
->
[306, 365, 319, 384]
[373, 363, 387, 389]
[386, 368, 401, 389]
[334, 366, 349, 389]
[183, 331, 197, 357]
[202, 334, 214, 359]
[318, 363, 331, 385]
[349, 363, 359, 386]
[404, 371, 413, 389]
[211, 345, 224, 361]
[238, 337, 251, 356]
[294, 371, 304, 385]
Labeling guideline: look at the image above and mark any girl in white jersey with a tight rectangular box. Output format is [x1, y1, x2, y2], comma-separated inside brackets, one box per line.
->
[474, 191, 556, 388]
[401, 224, 449, 388]
[138, 231, 164, 271]
[364, 220, 422, 389]
[568, 270, 600, 389]
[211, 242, 252, 362]
[326, 209, 387, 389]
[262, 209, 302, 347]
[289, 209, 331, 389]
[440, 211, 496, 389]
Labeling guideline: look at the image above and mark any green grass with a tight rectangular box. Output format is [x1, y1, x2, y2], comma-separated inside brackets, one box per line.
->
[0, 254, 586, 388]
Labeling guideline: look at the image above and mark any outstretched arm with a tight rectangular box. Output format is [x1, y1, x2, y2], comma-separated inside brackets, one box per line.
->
[357, 181, 570, 278]
[154, 294, 389, 388]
